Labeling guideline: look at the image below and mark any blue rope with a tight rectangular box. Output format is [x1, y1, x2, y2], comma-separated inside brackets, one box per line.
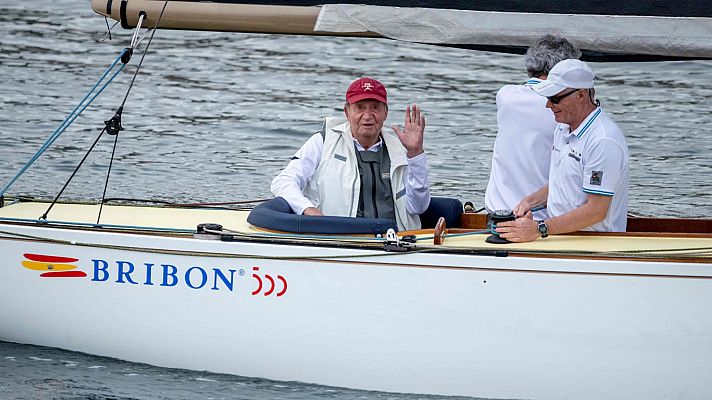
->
[0, 49, 128, 197]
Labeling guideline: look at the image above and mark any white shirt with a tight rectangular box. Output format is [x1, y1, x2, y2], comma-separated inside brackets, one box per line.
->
[271, 132, 430, 216]
[485, 79, 557, 220]
[547, 107, 629, 232]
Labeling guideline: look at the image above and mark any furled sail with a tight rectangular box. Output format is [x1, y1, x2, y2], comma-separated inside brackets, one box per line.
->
[92, 0, 712, 61]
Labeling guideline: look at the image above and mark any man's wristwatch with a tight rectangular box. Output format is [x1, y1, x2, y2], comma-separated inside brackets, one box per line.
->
[537, 220, 549, 238]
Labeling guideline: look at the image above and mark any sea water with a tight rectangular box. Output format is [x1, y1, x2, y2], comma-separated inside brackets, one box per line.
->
[1, 0, 711, 398]
[0, 341, 475, 400]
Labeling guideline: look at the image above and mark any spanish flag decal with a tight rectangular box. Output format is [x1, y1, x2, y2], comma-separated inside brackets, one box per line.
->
[22, 253, 87, 278]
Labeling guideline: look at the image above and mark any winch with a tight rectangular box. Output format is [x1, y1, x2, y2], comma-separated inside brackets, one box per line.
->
[486, 209, 516, 244]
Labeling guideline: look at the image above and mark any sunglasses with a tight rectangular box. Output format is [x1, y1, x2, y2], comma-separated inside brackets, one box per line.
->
[547, 89, 580, 104]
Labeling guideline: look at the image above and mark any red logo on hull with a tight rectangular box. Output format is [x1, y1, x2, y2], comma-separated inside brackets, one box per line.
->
[22, 253, 87, 278]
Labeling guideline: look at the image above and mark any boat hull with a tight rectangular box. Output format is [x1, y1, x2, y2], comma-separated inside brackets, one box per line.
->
[1, 223, 711, 400]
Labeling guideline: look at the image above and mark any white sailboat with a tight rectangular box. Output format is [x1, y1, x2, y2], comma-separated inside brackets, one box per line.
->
[1, 2, 711, 399]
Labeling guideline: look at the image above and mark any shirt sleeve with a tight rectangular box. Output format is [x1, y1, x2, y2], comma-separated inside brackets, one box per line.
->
[403, 152, 431, 215]
[582, 137, 627, 197]
[270, 133, 323, 215]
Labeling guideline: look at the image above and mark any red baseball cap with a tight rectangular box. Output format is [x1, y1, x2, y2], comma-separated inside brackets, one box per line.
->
[345, 77, 387, 104]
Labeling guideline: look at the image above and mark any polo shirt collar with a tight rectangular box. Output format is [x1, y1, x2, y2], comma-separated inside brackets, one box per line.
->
[571, 107, 602, 139]
[524, 77, 542, 86]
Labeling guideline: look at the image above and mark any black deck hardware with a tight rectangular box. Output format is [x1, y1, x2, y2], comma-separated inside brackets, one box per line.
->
[194, 223, 225, 240]
[104, 107, 124, 136]
[120, 47, 133, 64]
[486, 209, 516, 244]
[384, 229, 417, 252]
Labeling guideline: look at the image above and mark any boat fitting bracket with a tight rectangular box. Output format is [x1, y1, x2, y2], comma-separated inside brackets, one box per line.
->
[384, 228, 417, 252]
[104, 107, 124, 136]
[194, 223, 225, 240]
[124, 11, 150, 52]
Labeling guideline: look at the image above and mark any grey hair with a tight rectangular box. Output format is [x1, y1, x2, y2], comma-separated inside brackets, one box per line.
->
[525, 34, 582, 78]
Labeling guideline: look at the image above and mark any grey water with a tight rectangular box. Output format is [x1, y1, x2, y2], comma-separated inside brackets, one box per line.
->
[1, 341, 478, 400]
[0, 0, 711, 399]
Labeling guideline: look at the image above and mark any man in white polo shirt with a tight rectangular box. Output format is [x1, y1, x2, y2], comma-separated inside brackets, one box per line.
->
[485, 34, 581, 220]
[496, 59, 629, 242]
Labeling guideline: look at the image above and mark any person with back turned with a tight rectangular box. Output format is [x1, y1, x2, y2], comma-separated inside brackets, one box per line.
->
[496, 59, 629, 242]
[270, 77, 431, 231]
[485, 34, 581, 220]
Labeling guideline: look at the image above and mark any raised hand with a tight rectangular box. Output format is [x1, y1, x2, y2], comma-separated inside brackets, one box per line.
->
[391, 104, 425, 158]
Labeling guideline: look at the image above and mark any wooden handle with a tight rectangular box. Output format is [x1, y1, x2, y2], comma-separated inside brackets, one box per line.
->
[434, 217, 446, 245]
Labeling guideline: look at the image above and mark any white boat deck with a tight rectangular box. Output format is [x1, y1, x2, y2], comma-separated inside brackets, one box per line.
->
[0, 200, 258, 232]
[1, 200, 711, 259]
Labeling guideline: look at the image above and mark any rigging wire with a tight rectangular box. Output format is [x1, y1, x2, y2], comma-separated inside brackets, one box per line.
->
[101, 17, 119, 41]
[0, 49, 129, 199]
[96, 2, 169, 223]
[117, 5, 167, 110]
[96, 131, 121, 224]
[132, 28, 154, 48]
[40, 127, 109, 220]
[37, 1, 170, 222]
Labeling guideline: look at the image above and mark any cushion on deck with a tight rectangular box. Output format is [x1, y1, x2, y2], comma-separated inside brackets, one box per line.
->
[247, 197, 397, 234]
[419, 197, 463, 229]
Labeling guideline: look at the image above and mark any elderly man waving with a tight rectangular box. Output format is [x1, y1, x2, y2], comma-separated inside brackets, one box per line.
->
[497, 59, 629, 242]
[271, 77, 430, 231]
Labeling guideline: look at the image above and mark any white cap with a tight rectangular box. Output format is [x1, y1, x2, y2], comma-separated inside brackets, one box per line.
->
[531, 59, 595, 97]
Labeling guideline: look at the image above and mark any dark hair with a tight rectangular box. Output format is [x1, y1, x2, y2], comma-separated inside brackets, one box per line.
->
[525, 34, 582, 78]
[588, 88, 601, 107]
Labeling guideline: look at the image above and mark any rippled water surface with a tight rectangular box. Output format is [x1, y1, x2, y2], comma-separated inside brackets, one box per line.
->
[0, 341, 482, 400]
[1, 0, 712, 398]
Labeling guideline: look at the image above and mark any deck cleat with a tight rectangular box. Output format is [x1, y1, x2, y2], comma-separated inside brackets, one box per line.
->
[194, 223, 224, 240]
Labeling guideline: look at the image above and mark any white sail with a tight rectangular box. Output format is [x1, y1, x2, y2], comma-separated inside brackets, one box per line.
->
[315, 4, 712, 59]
